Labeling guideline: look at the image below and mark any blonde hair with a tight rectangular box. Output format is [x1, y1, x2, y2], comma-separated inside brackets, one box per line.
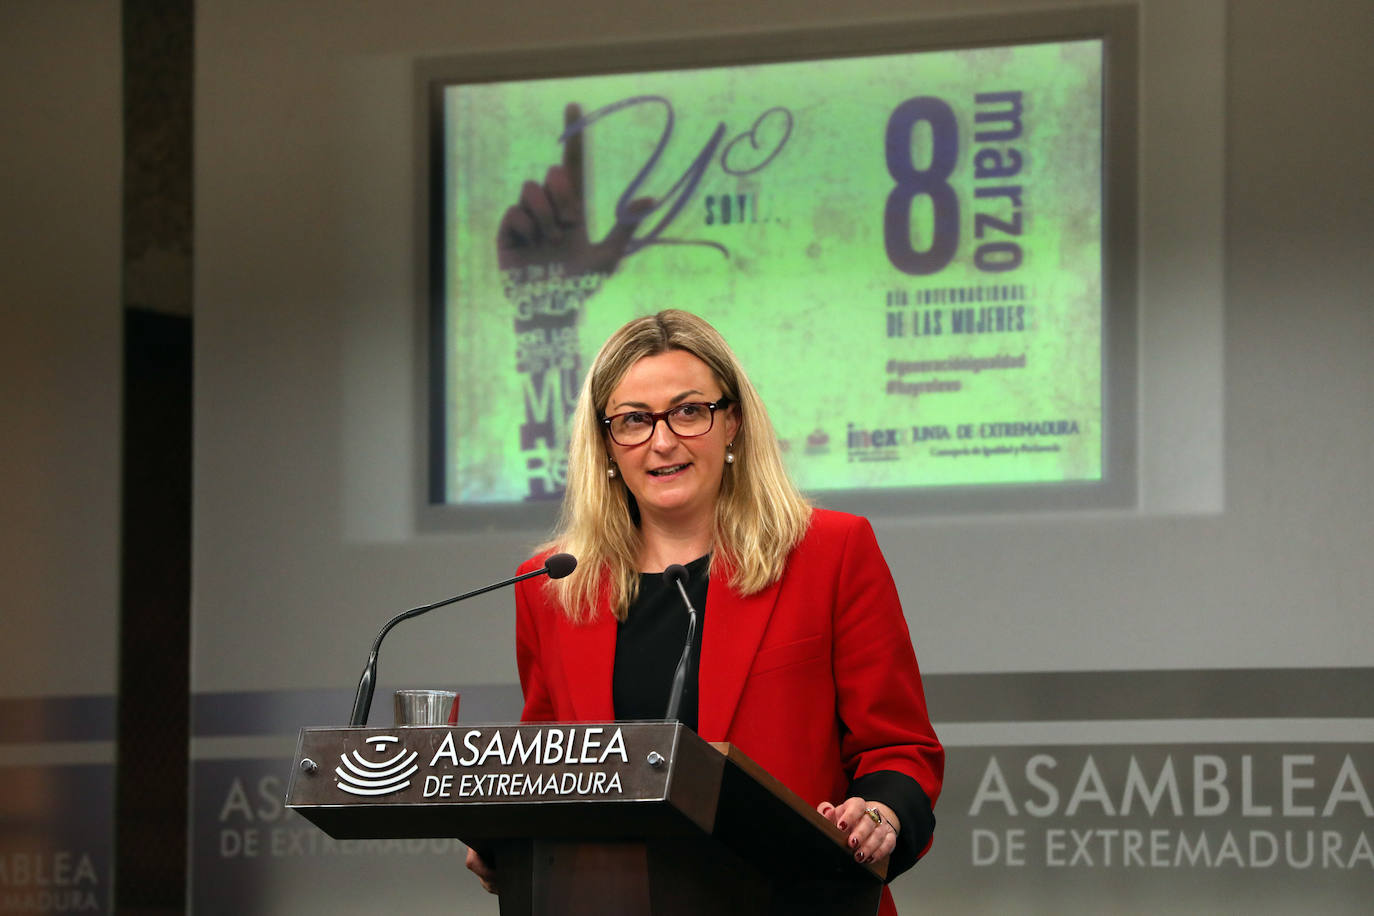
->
[544, 310, 811, 621]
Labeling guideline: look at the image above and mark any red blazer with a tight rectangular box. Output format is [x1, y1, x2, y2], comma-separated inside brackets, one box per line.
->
[514, 509, 943, 911]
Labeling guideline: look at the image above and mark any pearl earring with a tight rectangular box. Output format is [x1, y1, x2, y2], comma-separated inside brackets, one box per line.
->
[607, 464, 617, 479]
[725, 443, 735, 465]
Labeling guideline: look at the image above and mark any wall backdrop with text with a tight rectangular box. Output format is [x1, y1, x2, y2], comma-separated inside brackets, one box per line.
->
[182, 2, 1371, 915]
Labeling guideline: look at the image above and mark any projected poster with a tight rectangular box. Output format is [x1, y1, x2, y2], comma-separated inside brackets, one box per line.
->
[437, 39, 1104, 504]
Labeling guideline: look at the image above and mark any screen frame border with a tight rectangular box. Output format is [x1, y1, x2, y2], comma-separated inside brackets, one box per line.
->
[415, 4, 1139, 530]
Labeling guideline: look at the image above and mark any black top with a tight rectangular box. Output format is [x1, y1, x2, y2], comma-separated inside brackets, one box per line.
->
[611, 554, 934, 878]
[613, 554, 710, 730]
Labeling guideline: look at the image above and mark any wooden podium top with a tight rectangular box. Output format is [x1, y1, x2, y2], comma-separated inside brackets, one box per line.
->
[286, 720, 885, 884]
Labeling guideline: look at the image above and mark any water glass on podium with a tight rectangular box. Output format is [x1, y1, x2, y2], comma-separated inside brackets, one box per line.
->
[393, 688, 460, 726]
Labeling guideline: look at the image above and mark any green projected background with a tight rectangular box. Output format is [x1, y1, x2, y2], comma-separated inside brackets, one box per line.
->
[440, 39, 1104, 504]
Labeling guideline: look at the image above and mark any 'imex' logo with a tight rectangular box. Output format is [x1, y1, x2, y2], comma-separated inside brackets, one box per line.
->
[335, 735, 420, 797]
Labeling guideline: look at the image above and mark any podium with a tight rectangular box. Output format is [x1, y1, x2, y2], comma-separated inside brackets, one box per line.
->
[286, 721, 883, 916]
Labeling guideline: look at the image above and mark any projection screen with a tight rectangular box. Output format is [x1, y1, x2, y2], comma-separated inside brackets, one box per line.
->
[425, 10, 1137, 518]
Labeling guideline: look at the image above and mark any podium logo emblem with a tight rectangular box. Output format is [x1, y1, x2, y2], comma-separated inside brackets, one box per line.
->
[335, 735, 420, 797]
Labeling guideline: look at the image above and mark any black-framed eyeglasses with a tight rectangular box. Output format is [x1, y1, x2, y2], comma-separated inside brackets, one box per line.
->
[601, 399, 732, 447]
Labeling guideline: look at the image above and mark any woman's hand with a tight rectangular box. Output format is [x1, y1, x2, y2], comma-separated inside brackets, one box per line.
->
[817, 797, 901, 866]
[464, 846, 498, 895]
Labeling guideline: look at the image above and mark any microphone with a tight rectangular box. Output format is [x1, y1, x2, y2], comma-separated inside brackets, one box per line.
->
[347, 553, 577, 726]
[662, 563, 699, 724]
